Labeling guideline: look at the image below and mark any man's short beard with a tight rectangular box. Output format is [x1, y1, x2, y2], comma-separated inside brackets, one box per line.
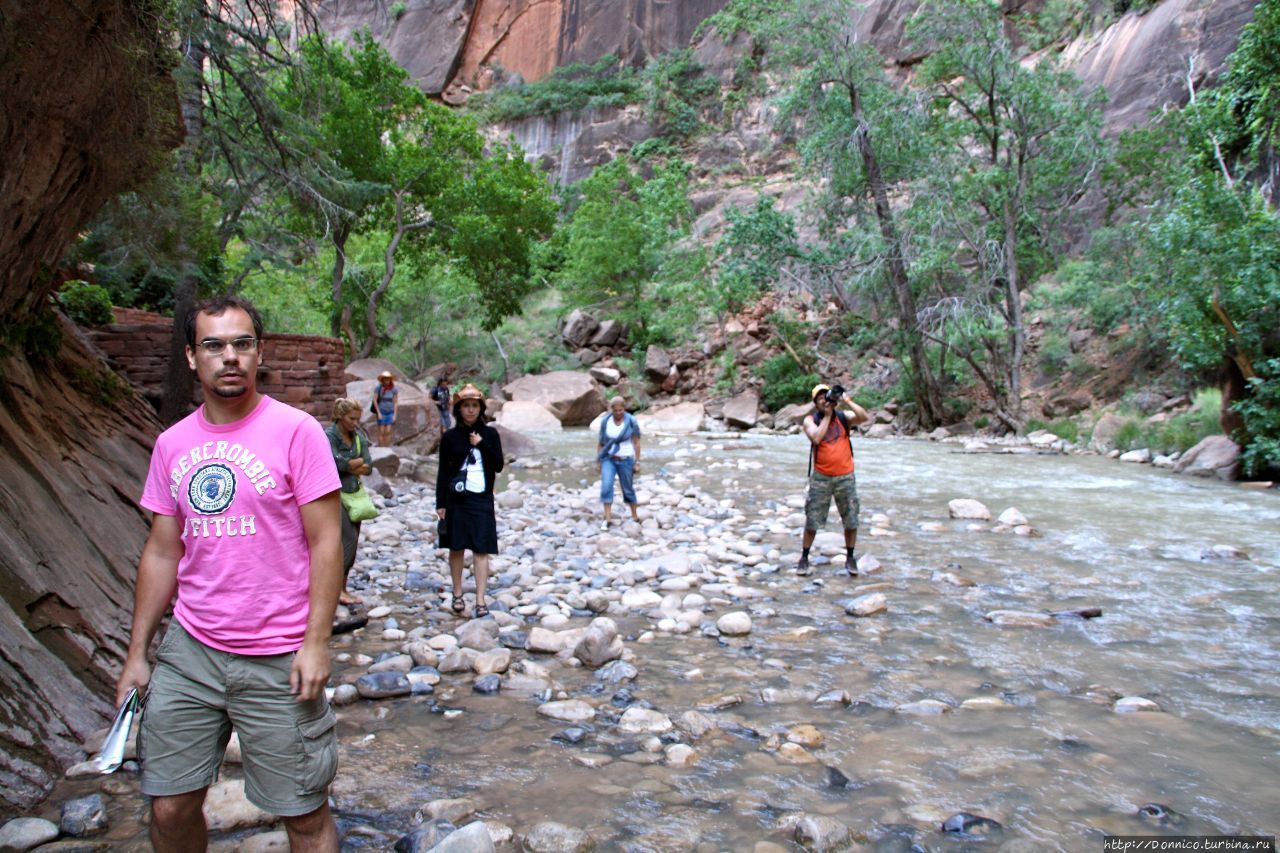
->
[211, 385, 248, 398]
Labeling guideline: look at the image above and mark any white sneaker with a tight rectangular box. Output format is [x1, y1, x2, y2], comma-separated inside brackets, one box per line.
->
[600, 520, 609, 530]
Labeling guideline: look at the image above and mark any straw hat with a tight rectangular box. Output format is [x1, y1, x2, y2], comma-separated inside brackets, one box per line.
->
[377, 370, 394, 381]
[455, 383, 484, 401]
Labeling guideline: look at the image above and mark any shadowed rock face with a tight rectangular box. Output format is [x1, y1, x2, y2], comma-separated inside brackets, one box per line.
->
[0, 321, 163, 812]
[0, 0, 179, 810]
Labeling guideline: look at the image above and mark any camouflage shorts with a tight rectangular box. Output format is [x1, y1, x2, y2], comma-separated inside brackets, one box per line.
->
[804, 471, 859, 531]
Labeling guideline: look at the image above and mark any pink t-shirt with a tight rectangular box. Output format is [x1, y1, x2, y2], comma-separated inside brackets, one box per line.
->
[140, 395, 340, 655]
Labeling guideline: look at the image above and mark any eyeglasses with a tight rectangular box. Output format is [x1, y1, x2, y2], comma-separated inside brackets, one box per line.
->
[198, 337, 258, 355]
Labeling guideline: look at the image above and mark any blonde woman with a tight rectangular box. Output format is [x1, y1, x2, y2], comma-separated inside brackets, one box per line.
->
[326, 398, 373, 605]
[597, 396, 642, 530]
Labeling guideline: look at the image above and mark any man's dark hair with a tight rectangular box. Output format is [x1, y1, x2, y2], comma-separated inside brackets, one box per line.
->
[184, 296, 265, 348]
[437, 376, 448, 385]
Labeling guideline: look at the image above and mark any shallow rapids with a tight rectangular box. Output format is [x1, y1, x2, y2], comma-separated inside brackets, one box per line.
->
[37, 430, 1280, 850]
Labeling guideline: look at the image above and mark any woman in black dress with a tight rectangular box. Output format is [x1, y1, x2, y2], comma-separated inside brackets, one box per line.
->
[435, 383, 504, 618]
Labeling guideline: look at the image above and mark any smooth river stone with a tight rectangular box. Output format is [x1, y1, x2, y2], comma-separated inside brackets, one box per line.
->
[527, 627, 567, 653]
[368, 653, 414, 673]
[846, 593, 887, 617]
[366, 605, 392, 619]
[716, 612, 752, 635]
[794, 815, 856, 851]
[960, 697, 1013, 711]
[356, 672, 411, 699]
[618, 707, 674, 734]
[998, 507, 1029, 526]
[523, 821, 595, 853]
[786, 724, 825, 748]
[1114, 696, 1161, 713]
[536, 700, 596, 723]
[664, 744, 698, 767]
[0, 817, 59, 851]
[776, 742, 817, 763]
[60, 794, 108, 837]
[895, 699, 951, 715]
[949, 498, 992, 520]
[984, 610, 1055, 628]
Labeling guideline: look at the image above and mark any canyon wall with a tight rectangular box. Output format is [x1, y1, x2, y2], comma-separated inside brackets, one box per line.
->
[0, 0, 179, 812]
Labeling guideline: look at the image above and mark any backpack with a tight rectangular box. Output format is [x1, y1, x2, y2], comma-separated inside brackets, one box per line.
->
[807, 410, 855, 476]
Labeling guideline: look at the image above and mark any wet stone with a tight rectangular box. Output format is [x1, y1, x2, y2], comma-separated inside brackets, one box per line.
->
[1138, 803, 1185, 828]
[473, 674, 502, 694]
[393, 819, 457, 853]
[941, 812, 1003, 839]
[596, 660, 638, 683]
[552, 727, 590, 745]
[794, 814, 856, 851]
[522, 821, 595, 853]
[0, 816, 59, 851]
[60, 794, 108, 837]
[356, 672, 412, 699]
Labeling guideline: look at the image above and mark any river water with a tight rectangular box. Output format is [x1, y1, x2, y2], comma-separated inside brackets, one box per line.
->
[41, 430, 1280, 850]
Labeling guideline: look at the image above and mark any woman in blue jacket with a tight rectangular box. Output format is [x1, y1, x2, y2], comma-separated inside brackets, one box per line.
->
[597, 396, 642, 530]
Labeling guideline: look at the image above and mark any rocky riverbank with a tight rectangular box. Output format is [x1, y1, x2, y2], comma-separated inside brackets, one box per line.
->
[6, 430, 1274, 851]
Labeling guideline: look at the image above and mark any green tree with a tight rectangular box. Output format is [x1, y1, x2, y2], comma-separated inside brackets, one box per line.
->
[910, 0, 1105, 431]
[768, 0, 946, 427]
[555, 156, 695, 343]
[286, 33, 556, 356]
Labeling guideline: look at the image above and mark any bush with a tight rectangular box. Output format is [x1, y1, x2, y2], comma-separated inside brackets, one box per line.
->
[1027, 417, 1080, 442]
[1037, 329, 1070, 376]
[1234, 359, 1280, 477]
[57, 280, 115, 326]
[755, 354, 819, 411]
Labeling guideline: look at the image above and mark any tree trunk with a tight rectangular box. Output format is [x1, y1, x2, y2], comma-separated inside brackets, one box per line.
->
[1001, 195, 1024, 430]
[329, 221, 350, 341]
[847, 85, 946, 428]
[357, 190, 431, 360]
[158, 25, 206, 425]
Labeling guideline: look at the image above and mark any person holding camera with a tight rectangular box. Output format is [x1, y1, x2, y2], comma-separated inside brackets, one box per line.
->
[436, 383, 504, 618]
[798, 383, 870, 576]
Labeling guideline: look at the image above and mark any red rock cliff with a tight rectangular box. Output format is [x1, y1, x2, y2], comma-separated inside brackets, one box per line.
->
[0, 0, 180, 812]
[315, 0, 731, 99]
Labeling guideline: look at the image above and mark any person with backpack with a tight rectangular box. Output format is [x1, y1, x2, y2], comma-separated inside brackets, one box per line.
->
[430, 376, 452, 430]
[371, 371, 399, 447]
[597, 396, 643, 530]
[798, 383, 869, 577]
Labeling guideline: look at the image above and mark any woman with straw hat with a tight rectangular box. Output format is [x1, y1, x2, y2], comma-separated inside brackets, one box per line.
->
[435, 383, 504, 618]
[372, 370, 399, 447]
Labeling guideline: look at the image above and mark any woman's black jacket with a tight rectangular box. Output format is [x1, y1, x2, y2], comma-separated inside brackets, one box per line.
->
[436, 422, 504, 508]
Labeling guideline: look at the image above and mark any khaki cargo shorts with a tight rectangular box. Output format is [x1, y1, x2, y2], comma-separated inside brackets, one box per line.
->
[138, 622, 337, 816]
[804, 470, 860, 531]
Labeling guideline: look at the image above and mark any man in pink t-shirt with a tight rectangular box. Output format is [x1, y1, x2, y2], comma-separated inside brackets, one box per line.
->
[116, 297, 342, 852]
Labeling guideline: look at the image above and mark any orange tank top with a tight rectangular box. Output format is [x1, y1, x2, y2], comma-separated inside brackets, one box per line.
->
[814, 413, 854, 476]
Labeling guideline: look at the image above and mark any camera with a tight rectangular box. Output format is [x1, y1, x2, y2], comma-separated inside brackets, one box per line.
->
[825, 384, 845, 403]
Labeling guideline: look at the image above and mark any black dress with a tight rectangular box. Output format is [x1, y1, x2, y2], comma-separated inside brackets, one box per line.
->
[436, 422, 504, 554]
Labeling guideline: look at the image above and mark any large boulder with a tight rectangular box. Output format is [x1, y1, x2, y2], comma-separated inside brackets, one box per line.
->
[493, 401, 563, 433]
[560, 309, 599, 348]
[722, 389, 760, 429]
[1173, 435, 1241, 480]
[644, 346, 672, 381]
[344, 358, 410, 383]
[773, 402, 812, 428]
[589, 365, 621, 385]
[503, 371, 606, 426]
[589, 320, 623, 348]
[1089, 413, 1127, 452]
[492, 424, 540, 459]
[637, 402, 705, 434]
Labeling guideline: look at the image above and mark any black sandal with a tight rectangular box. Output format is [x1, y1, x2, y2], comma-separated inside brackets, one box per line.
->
[451, 595, 465, 615]
[473, 603, 490, 618]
